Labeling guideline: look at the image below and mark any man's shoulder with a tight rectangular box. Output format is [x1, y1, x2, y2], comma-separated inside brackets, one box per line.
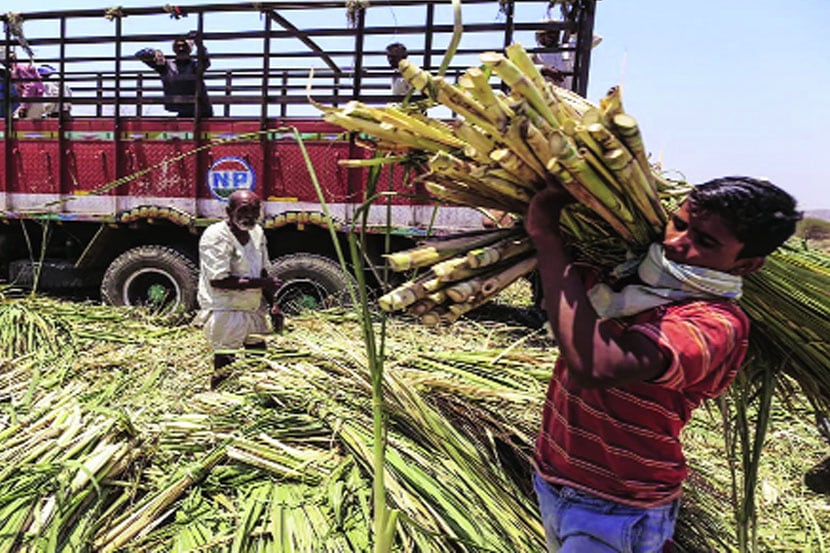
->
[202, 220, 230, 241]
[658, 299, 750, 336]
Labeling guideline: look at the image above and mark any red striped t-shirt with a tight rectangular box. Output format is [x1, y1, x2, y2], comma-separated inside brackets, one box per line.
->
[533, 299, 750, 508]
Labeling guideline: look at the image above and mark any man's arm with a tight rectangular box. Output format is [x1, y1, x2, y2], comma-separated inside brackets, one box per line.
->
[135, 48, 168, 74]
[525, 186, 668, 388]
[209, 274, 279, 292]
[186, 31, 211, 71]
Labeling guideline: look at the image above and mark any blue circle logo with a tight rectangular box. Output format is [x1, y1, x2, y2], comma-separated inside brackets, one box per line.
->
[207, 157, 256, 200]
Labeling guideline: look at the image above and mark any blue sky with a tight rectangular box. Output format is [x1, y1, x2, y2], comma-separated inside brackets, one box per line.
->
[7, 0, 829, 210]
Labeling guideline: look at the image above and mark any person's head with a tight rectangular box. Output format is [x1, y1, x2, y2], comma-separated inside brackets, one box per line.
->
[535, 28, 561, 48]
[226, 190, 261, 232]
[663, 176, 802, 275]
[172, 37, 192, 60]
[386, 42, 408, 70]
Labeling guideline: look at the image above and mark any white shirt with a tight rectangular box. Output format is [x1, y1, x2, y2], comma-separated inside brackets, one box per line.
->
[392, 75, 412, 95]
[197, 221, 271, 312]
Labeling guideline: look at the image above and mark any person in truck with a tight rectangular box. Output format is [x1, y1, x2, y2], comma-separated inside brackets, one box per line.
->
[6, 50, 44, 118]
[0, 52, 20, 116]
[135, 31, 213, 117]
[386, 42, 412, 95]
[195, 190, 284, 388]
[524, 176, 801, 551]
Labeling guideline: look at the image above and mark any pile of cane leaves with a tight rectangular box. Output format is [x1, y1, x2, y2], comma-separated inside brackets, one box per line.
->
[0, 292, 827, 552]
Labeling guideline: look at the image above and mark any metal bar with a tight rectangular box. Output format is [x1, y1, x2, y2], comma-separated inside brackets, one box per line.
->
[3, 25, 12, 203]
[268, 10, 341, 74]
[195, 12, 206, 123]
[224, 71, 232, 117]
[261, 13, 272, 124]
[96, 73, 103, 117]
[573, 0, 597, 96]
[113, 16, 124, 195]
[423, 3, 434, 73]
[502, 0, 515, 52]
[351, 4, 367, 99]
[58, 16, 68, 210]
[136, 74, 144, 116]
[261, 10, 272, 198]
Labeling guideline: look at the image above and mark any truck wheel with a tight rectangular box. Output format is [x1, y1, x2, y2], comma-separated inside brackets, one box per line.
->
[269, 253, 354, 315]
[101, 246, 198, 314]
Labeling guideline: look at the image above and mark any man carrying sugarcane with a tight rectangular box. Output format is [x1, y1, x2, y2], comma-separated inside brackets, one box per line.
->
[524, 176, 801, 551]
[196, 190, 283, 389]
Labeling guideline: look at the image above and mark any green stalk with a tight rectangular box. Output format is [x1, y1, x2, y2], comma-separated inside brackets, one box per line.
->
[295, 126, 398, 551]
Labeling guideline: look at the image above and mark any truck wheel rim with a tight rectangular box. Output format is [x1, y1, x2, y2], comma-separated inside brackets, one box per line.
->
[276, 279, 330, 315]
[123, 267, 181, 313]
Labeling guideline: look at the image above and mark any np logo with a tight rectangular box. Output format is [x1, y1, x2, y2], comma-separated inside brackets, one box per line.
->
[207, 157, 256, 200]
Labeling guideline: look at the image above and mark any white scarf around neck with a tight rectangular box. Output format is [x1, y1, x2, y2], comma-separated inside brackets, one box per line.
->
[587, 243, 743, 319]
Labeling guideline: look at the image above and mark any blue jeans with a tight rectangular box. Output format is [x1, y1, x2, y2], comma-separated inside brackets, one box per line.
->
[533, 472, 679, 553]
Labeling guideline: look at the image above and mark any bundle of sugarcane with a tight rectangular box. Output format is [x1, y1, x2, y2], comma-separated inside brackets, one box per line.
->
[320, 43, 682, 324]
[321, 44, 830, 411]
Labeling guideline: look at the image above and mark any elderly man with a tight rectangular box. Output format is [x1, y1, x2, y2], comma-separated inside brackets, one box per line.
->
[197, 190, 282, 388]
[135, 31, 213, 117]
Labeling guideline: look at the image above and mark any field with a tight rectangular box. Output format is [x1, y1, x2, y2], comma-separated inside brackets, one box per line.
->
[0, 281, 828, 552]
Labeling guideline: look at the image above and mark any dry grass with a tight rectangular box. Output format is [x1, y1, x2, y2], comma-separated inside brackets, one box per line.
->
[1, 291, 827, 551]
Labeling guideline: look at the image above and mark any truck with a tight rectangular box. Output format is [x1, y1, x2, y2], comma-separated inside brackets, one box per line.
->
[0, 0, 597, 314]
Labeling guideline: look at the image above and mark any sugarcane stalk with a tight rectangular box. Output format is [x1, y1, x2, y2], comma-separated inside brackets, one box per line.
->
[480, 256, 538, 297]
[505, 42, 548, 98]
[547, 160, 635, 242]
[377, 270, 438, 311]
[480, 51, 559, 130]
[603, 147, 666, 231]
[489, 148, 542, 185]
[555, 138, 638, 225]
[424, 180, 525, 213]
[445, 277, 485, 303]
[467, 236, 534, 269]
[599, 85, 624, 126]
[453, 123, 496, 164]
[459, 66, 514, 132]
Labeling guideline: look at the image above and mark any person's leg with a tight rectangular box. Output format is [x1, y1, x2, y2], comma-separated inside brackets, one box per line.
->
[210, 353, 235, 389]
[533, 472, 564, 552]
[533, 473, 678, 553]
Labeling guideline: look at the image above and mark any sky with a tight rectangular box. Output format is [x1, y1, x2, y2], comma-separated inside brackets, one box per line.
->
[6, 0, 829, 210]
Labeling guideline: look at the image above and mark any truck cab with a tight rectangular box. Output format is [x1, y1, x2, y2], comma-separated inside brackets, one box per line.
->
[0, 0, 597, 313]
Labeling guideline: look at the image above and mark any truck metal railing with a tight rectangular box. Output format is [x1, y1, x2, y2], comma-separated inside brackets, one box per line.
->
[2, 1, 597, 120]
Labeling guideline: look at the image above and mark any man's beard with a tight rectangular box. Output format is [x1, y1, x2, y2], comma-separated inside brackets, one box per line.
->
[233, 219, 256, 232]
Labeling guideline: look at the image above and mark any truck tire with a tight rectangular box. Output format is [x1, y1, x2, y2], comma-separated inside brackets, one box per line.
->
[101, 246, 198, 314]
[269, 253, 354, 315]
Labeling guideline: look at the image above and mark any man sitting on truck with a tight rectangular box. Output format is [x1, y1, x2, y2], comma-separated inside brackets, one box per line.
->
[196, 190, 283, 388]
[135, 32, 213, 118]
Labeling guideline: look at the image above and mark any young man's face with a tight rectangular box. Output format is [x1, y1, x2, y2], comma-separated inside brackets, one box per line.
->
[662, 201, 758, 274]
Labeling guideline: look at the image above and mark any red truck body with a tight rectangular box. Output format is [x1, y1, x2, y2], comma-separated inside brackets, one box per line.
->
[0, 1, 596, 312]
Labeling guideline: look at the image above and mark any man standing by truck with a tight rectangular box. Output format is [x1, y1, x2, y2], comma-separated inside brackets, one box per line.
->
[135, 31, 213, 117]
[196, 190, 283, 388]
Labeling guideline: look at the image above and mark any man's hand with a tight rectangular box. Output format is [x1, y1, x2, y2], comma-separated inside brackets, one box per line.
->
[153, 50, 165, 65]
[540, 66, 565, 84]
[269, 303, 285, 334]
[261, 275, 283, 297]
[524, 184, 574, 243]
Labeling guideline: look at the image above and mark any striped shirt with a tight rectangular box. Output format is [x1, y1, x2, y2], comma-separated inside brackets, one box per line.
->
[534, 300, 750, 508]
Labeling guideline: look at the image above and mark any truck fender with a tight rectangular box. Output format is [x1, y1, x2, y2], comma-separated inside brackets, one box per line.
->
[268, 253, 355, 315]
[101, 245, 198, 314]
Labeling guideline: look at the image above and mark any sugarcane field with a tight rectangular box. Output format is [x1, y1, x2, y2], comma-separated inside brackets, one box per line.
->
[2, 1, 830, 552]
